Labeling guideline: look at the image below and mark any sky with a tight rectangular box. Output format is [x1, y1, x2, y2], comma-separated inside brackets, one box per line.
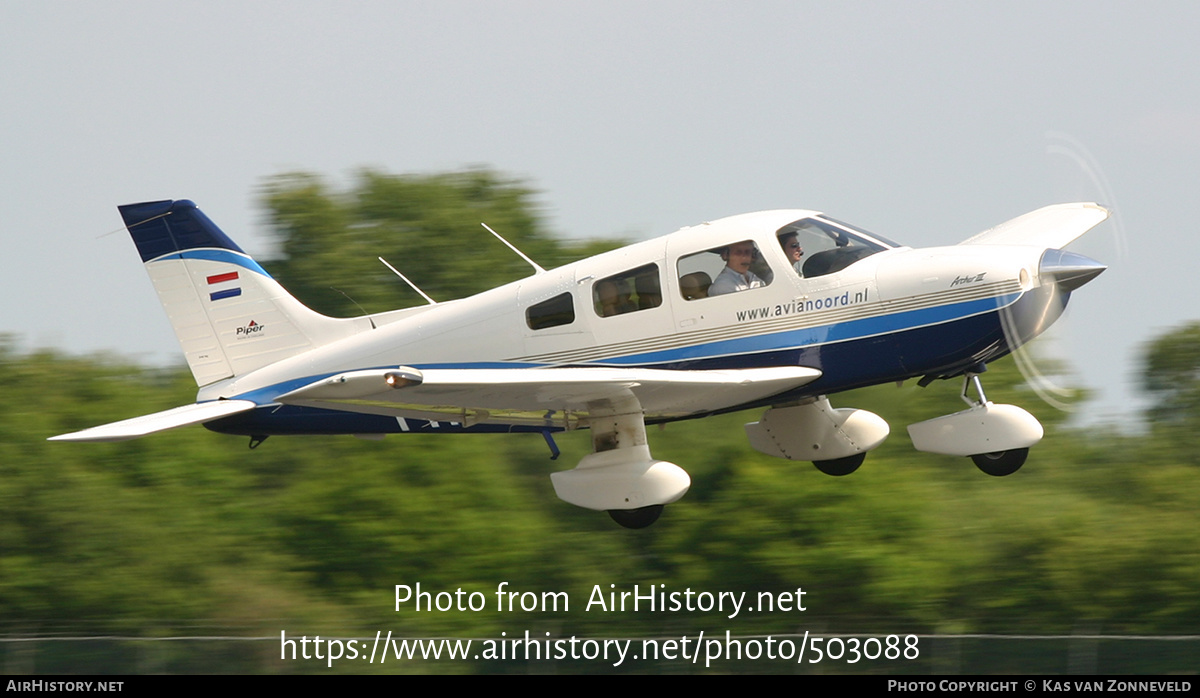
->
[3, 1, 1198, 425]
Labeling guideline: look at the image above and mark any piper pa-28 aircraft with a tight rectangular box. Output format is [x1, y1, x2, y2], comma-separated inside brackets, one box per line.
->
[52, 199, 1108, 528]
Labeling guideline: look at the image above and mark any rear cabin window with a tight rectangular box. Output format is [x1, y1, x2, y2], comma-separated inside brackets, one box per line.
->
[593, 264, 662, 317]
[526, 292, 575, 330]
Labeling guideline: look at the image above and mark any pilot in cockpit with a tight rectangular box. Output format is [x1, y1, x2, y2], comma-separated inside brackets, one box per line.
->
[779, 232, 805, 276]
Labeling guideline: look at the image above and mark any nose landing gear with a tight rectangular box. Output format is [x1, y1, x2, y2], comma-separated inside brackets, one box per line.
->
[907, 369, 1043, 476]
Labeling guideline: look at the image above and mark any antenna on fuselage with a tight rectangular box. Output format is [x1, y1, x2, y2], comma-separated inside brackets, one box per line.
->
[481, 223, 545, 274]
[331, 287, 376, 326]
[378, 257, 437, 305]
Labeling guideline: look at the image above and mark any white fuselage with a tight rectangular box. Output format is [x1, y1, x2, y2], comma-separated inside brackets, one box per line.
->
[198, 210, 1050, 409]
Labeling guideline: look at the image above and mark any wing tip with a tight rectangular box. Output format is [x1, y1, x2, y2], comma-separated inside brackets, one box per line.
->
[47, 400, 258, 443]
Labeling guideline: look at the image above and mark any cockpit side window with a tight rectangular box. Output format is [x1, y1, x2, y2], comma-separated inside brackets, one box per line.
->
[676, 240, 773, 301]
[593, 264, 662, 317]
[775, 218, 889, 279]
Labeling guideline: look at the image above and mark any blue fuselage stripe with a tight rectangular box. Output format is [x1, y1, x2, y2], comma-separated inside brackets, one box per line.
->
[225, 292, 1020, 405]
[596, 292, 1019, 365]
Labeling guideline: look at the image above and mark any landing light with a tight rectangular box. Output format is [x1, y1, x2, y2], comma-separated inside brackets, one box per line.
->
[385, 368, 424, 389]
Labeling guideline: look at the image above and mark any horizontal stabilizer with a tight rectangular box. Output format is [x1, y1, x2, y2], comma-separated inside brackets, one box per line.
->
[49, 400, 258, 442]
[276, 366, 821, 427]
[959, 203, 1109, 249]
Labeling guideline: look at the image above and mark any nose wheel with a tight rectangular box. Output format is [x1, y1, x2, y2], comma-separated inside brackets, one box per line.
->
[908, 367, 1044, 475]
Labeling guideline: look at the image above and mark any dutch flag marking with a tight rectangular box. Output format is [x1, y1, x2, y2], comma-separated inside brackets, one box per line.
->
[207, 271, 241, 301]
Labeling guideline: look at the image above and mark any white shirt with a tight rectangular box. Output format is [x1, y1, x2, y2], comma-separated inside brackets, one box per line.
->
[708, 266, 766, 296]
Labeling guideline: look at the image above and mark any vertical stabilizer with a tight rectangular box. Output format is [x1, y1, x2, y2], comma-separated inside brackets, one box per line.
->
[121, 200, 361, 386]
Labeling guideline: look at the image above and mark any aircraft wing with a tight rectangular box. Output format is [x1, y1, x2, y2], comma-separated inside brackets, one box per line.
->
[49, 400, 259, 442]
[275, 366, 822, 428]
[958, 202, 1109, 249]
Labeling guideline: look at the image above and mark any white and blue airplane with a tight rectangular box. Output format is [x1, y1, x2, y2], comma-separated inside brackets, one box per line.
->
[52, 200, 1108, 527]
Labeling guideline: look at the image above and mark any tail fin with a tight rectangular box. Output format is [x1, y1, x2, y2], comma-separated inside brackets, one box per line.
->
[122, 200, 363, 386]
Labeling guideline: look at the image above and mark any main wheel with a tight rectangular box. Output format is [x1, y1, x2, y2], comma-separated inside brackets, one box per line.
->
[607, 505, 664, 529]
[813, 452, 865, 476]
[970, 448, 1029, 476]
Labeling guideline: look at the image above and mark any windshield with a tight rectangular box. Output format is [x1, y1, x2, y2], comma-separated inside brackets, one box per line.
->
[775, 217, 892, 278]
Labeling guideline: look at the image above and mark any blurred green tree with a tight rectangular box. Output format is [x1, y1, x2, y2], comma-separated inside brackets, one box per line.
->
[261, 169, 622, 317]
[1141, 321, 1200, 427]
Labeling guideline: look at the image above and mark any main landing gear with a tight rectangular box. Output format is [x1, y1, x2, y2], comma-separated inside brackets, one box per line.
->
[552, 366, 1040, 528]
[907, 369, 1043, 476]
[745, 396, 890, 475]
[550, 394, 690, 529]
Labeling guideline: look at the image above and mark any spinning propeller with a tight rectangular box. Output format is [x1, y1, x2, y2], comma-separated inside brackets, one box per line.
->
[1000, 132, 1125, 413]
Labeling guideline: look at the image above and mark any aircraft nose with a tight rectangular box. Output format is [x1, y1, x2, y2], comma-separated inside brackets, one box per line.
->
[1039, 248, 1106, 293]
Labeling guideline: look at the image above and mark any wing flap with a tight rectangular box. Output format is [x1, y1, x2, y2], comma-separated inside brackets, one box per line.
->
[276, 366, 822, 424]
[959, 203, 1109, 249]
[49, 400, 258, 442]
